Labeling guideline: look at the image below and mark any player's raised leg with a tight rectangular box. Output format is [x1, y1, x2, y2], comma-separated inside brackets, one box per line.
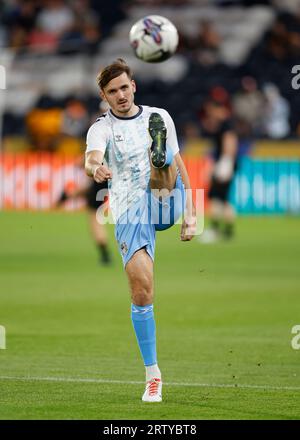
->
[125, 249, 162, 402]
[149, 112, 177, 192]
[148, 111, 196, 238]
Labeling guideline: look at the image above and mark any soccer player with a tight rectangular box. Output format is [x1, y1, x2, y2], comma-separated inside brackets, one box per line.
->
[57, 168, 111, 265]
[85, 59, 196, 402]
[200, 91, 238, 243]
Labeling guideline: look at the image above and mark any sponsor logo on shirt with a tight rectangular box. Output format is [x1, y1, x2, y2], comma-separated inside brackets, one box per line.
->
[114, 134, 125, 142]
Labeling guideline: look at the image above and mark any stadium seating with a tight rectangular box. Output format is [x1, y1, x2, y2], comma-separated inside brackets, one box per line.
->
[1, 0, 300, 141]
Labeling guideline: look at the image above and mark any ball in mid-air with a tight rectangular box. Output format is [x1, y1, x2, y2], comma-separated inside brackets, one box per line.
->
[129, 15, 179, 63]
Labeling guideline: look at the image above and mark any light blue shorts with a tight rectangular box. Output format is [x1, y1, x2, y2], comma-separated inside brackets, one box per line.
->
[115, 174, 186, 267]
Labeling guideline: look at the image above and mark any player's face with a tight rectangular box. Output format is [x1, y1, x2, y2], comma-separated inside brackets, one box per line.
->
[101, 72, 136, 117]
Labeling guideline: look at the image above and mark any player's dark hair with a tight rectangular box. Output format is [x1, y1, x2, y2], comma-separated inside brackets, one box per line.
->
[97, 59, 133, 90]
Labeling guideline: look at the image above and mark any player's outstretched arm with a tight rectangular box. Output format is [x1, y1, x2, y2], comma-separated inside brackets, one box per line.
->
[85, 150, 112, 183]
[174, 153, 197, 241]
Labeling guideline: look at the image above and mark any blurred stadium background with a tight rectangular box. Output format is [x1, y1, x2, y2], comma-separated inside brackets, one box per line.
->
[1, 0, 300, 420]
[1, 0, 300, 212]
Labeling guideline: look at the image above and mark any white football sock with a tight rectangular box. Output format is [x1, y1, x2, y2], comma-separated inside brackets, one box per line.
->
[146, 363, 161, 382]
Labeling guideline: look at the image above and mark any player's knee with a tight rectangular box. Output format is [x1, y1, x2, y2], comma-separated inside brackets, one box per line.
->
[130, 275, 153, 305]
[132, 290, 153, 306]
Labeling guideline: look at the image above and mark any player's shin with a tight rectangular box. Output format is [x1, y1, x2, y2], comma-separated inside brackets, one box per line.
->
[131, 303, 160, 377]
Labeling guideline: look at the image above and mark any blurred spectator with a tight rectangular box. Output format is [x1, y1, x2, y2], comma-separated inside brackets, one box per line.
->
[58, 18, 101, 54]
[265, 10, 300, 61]
[26, 106, 62, 151]
[27, 28, 58, 53]
[266, 19, 289, 61]
[61, 98, 89, 137]
[7, 0, 38, 32]
[180, 20, 221, 66]
[27, 0, 75, 53]
[3, 0, 38, 52]
[197, 20, 221, 65]
[57, 98, 89, 154]
[90, 0, 126, 39]
[179, 121, 201, 153]
[36, 0, 74, 35]
[288, 30, 300, 58]
[25, 96, 91, 153]
[1, 0, 104, 54]
[58, 0, 101, 54]
[262, 83, 290, 139]
[233, 76, 265, 138]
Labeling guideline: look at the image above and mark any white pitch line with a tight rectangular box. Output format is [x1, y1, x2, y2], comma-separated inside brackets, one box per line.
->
[0, 375, 300, 392]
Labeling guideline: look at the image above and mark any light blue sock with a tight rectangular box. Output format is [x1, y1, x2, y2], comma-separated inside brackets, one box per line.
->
[131, 303, 157, 367]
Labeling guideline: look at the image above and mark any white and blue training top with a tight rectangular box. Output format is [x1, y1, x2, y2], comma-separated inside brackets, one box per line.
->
[85, 105, 179, 222]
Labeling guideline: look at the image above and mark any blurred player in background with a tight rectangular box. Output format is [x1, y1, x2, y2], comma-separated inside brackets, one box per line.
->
[57, 161, 112, 265]
[200, 87, 238, 243]
[85, 59, 196, 403]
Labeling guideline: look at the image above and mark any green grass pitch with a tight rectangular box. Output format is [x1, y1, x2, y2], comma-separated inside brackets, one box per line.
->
[0, 211, 300, 420]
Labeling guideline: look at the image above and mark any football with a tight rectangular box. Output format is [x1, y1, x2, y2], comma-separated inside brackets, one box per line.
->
[129, 15, 179, 63]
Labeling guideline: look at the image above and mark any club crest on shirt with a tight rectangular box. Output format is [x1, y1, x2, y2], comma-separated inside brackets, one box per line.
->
[120, 242, 128, 255]
[114, 134, 125, 142]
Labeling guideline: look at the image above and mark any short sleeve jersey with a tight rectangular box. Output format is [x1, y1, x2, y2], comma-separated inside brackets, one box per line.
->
[86, 105, 179, 221]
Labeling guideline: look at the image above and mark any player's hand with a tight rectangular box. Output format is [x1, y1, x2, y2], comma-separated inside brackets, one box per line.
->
[93, 165, 112, 183]
[180, 216, 197, 241]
